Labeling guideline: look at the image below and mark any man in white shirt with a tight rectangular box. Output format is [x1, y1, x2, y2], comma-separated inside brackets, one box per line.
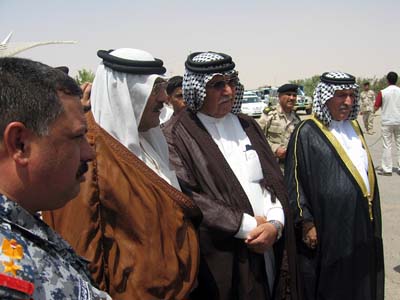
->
[163, 51, 300, 300]
[374, 71, 400, 175]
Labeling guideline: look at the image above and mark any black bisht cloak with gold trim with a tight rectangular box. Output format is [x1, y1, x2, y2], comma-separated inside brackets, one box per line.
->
[284, 117, 384, 300]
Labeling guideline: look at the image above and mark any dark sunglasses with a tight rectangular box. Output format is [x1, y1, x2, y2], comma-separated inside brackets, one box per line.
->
[207, 76, 239, 90]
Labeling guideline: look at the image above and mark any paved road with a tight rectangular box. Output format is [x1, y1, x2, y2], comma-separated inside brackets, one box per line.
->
[296, 111, 399, 299]
[360, 113, 400, 299]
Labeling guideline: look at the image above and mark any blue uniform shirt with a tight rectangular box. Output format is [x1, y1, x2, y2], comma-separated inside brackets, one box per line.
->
[0, 195, 111, 300]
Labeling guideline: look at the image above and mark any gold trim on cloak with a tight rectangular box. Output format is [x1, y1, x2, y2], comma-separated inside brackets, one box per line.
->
[309, 116, 375, 221]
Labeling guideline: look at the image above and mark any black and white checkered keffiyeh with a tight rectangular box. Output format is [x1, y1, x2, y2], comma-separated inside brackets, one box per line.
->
[183, 52, 244, 113]
[313, 71, 360, 126]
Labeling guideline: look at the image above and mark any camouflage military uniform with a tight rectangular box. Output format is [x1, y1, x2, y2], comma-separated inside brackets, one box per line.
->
[359, 89, 376, 133]
[258, 105, 301, 161]
[0, 195, 111, 300]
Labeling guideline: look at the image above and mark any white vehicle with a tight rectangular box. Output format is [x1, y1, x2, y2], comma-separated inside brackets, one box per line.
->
[294, 88, 313, 114]
[240, 92, 267, 117]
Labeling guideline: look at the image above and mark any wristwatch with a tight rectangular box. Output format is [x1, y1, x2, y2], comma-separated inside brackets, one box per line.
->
[268, 220, 283, 240]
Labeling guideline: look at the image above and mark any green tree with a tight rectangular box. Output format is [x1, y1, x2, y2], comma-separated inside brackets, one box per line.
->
[356, 76, 388, 93]
[290, 75, 320, 97]
[75, 68, 95, 85]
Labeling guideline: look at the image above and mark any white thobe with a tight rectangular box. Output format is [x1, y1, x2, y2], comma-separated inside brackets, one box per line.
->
[197, 112, 284, 292]
[329, 120, 370, 193]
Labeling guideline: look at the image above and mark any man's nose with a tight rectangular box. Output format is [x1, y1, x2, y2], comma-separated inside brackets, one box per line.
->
[222, 83, 234, 95]
[344, 95, 354, 105]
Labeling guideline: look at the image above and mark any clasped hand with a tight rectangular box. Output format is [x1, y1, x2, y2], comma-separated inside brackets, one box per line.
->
[303, 226, 318, 250]
[245, 216, 277, 254]
[275, 146, 286, 159]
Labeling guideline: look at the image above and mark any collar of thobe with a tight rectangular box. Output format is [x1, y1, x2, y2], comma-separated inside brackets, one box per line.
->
[138, 134, 181, 190]
[197, 112, 239, 156]
[329, 120, 369, 191]
[196, 111, 227, 124]
[310, 116, 376, 221]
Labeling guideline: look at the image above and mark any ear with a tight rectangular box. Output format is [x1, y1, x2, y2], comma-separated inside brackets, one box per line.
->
[3, 122, 32, 166]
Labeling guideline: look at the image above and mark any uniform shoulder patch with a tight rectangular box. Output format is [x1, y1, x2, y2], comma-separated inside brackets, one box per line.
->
[0, 227, 35, 298]
[0, 272, 34, 297]
[263, 106, 276, 114]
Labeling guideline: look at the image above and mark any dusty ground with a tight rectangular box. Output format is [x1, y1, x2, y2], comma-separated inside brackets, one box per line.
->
[359, 113, 400, 299]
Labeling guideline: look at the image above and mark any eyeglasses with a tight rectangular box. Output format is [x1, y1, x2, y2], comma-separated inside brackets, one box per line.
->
[207, 76, 239, 90]
[334, 91, 356, 99]
[151, 81, 168, 96]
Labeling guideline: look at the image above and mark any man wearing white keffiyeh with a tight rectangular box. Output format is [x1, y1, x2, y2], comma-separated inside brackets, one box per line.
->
[285, 71, 384, 300]
[43, 48, 202, 300]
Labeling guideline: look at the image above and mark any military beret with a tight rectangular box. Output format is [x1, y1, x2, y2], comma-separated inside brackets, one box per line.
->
[277, 84, 298, 94]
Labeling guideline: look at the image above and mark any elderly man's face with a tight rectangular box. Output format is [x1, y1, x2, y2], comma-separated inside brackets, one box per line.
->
[139, 79, 168, 132]
[279, 92, 297, 113]
[326, 89, 356, 121]
[27, 92, 94, 213]
[200, 74, 237, 118]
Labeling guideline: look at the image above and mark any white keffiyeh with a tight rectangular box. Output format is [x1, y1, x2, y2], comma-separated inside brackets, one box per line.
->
[91, 48, 180, 189]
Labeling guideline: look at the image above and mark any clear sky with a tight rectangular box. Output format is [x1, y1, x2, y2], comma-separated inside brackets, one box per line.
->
[1, 0, 399, 89]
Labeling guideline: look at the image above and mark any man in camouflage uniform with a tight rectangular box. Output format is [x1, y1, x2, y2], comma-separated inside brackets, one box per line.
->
[360, 82, 376, 134]
[258, 84, 301, 169]
[0, 57, 111, 300]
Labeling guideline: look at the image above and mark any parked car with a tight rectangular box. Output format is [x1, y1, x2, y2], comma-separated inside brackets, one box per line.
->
[294, 88, 313, 114]
[240, 92, 267, 117]
[269, 87, 313, 114]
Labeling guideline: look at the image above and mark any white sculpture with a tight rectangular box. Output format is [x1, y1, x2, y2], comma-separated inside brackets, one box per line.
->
[0, 32, 76, 57]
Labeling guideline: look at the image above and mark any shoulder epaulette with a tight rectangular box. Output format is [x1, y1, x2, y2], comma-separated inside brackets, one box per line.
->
[0, 228, 35, 298]
[263, 106, 276, 114]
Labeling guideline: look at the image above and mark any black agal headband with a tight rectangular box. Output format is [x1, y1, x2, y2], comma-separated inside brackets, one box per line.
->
[185, 52, 235, 74]
[97, 49, 166, 75]
[320, 72, 356, 85]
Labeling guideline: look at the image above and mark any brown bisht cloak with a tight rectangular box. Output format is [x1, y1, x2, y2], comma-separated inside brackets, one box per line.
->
[163, 110, 302, 300]
[43, 112, 202, 300]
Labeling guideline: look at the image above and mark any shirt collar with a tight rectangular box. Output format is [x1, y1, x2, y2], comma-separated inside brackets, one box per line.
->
[197, 111, 230, 124]
[277, 105, 293, 118]
[0, 194, 69, 250]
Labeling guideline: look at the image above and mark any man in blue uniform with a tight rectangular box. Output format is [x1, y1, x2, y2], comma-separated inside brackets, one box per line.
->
[0, 57, 111, 299]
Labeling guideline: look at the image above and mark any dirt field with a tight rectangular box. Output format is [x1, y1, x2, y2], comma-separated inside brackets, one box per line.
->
[359, 113, 400, 299]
